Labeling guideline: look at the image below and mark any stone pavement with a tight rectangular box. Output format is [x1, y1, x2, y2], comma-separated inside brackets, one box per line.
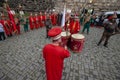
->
[0, 27, 120, 80]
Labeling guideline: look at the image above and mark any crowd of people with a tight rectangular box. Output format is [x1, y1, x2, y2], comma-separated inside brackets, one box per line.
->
[1, 9, 120, 47]
[0, 7, 82, 41]
[0, 10, 61, 41]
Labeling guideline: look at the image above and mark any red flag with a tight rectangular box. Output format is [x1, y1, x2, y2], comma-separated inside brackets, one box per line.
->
[6, 5, 17, 32]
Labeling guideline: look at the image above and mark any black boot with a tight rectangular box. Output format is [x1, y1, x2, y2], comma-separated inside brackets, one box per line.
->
[97, 43, 100, 46]
[97, 41, 101, 46]
[103, 43, 108, 48]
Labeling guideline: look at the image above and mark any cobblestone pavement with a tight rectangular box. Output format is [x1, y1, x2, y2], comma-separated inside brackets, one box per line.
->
[0, 26, 120, 80]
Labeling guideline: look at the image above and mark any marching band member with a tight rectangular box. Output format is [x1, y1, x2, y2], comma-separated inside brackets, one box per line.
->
[34, 13, 39, 29]
[29, 13, 34, 30]
[51, 12, 57, 26]
[43, 27, 70, 80]
[66, 16, 80, 34]
[23, 17, 29, 32]
[15, 17, 21, 34]
[4, 20, 13, 37]
[38, 12, 44, 27]
[82, 13, 91, 34]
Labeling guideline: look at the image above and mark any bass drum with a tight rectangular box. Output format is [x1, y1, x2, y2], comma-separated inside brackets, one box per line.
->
[70, 34, 85, 53]
[60, 31, 71, 47]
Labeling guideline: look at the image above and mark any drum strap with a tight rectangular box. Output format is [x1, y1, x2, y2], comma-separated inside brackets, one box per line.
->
[72, 22, 76, 33]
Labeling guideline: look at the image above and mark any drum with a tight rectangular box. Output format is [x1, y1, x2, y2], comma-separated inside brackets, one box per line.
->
[70, 34, 85, 52]
[60, 31, 71, 47]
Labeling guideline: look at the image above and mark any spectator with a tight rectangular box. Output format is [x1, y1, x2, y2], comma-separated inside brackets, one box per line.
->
[0, 23, 6, 41]
[45, 14, 52, 38]
[97, 15, 120, 47]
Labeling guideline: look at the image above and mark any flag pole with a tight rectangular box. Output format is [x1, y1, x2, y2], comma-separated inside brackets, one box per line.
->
[64, 3, 68, 36]
[61, 2, 66, 27]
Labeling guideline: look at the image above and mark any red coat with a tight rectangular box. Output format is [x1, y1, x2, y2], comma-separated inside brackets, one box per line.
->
[69, 20, 80, 34]
[15, 18, 20, 34]
[7, 20, 13, 35]
[0, 20, 8, 35]
[38, 15, 44, 27]
[34, 16, 39, 29]
[0, 20, 12, 36]
[7, 6, 17, 32]
[42, 15, 46, 21]
[51, 14, 57, 26]
[29, 16, 34, 30]
[43, 44, 70, 80]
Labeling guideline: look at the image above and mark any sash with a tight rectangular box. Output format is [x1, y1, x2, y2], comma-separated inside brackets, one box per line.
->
[72, 21, 76, 33]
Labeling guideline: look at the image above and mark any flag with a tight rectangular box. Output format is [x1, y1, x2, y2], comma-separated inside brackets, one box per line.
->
[61, 4, 66, 27]
[6, 5, 17, 32]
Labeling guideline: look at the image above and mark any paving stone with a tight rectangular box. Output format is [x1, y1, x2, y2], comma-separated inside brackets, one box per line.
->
[1, 76, 12, 80]
[0, 27, 120, 80]
[0, 71, 4, 79]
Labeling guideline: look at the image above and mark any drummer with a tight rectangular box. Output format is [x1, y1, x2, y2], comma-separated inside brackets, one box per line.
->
[43, 27, 70, 80]
[64, 15, 81, 34]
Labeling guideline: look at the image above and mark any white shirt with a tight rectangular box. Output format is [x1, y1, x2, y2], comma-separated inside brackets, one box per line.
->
[0, 23, 4, 32]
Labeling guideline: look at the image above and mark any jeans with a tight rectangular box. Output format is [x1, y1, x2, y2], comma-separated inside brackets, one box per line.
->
[0, 32, 6, 41]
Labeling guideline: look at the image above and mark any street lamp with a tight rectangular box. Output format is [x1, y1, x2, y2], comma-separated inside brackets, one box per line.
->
[89, 0, 93, 3]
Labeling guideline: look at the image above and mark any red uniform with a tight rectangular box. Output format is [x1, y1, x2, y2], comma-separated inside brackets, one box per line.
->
[43, 27, 70, 80]
[43, 44, 70, 80]
[6, 5, 17, 32]
[51, 13, 57, 26]
[1, 20, 12, 36]
[15, 18, 20, 34]
[68, 19, 80, 34]
[34, 16, 39, 29]
[7, 20, 13, 35]
[0, 20, 7, 35]
[29, 16, 34, 30]
[43, 14, 46, 21]
[38, 15, 44, 27]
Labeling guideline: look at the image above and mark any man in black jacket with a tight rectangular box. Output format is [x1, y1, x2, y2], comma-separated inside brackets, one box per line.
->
[45, 14, 52, 38]
[97, 15, 120, 47]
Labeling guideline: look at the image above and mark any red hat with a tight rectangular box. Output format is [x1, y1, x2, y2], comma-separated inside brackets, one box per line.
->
[108, 16, 113, 20]
[48, 27, 62, 40]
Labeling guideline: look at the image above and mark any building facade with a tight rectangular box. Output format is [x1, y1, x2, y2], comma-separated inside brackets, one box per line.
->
[54, 0, 120, 13]
[0, 0, 120, 13]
